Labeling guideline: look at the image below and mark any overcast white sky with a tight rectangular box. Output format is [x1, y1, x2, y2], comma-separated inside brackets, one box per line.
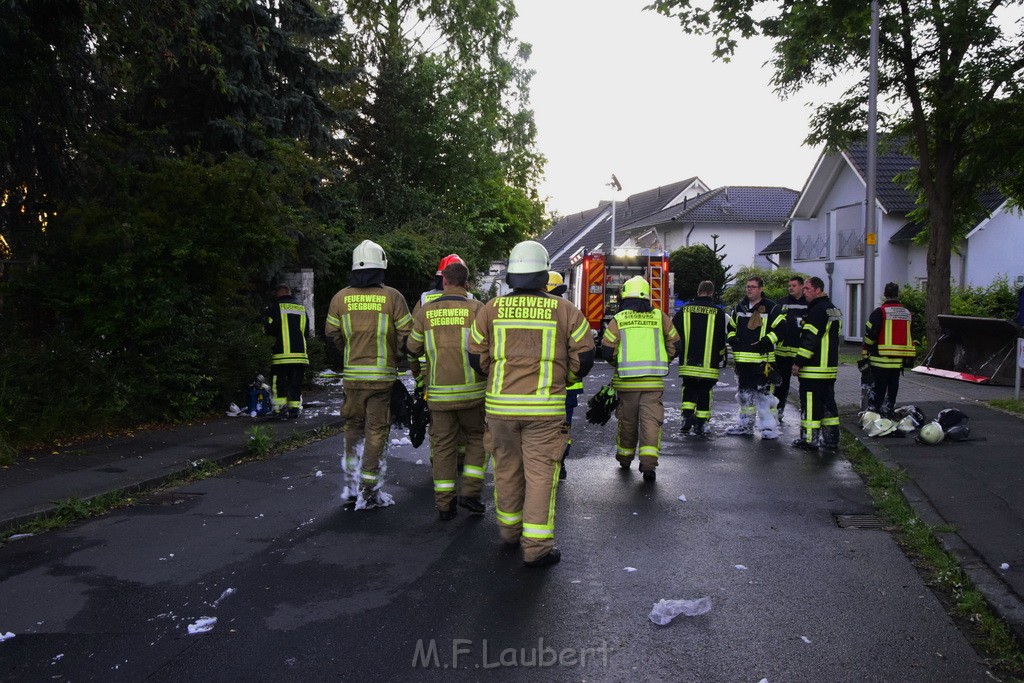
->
[512, 0, 844, 216]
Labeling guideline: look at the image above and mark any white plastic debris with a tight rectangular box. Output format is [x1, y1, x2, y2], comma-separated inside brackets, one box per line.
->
[648, 597, 712, 625]
[315, 470, 323, 478]
[0, 632, 14, 642]
[212, 588, 236, 608]
[187, 617, 217, 634]
[7, 533, 34, 540]
[801, 636, 812, 644]
[677, 495, 687, 502]
[735, 565, 748, 570]
[1000, 563, 1010, 570]
[624, 567, 638, 572]
[415, 460, 424, 465]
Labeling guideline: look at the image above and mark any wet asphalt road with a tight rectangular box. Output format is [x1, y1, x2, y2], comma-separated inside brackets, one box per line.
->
[0, 365, 995, 682]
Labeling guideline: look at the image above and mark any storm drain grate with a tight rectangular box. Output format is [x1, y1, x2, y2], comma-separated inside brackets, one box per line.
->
[834, 514, 887, 530]
[139, 492, 205, 506]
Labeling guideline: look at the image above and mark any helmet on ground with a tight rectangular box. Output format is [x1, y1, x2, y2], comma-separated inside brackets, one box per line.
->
[917, 422, 945, 445]
[866, 417, 897, 437]
[945, 424, 971, 442]
[621, 276, 651, 300]
[507, 241, 549, 274]
[435, 254, 465, 275]
[893, 405, 927, 425]
[896, 416, 919, 434]
[547, 271, 568, 296]
[352, 239, 388, 270]
[936, 408, 968, 431]
[860, 411, 881, 429]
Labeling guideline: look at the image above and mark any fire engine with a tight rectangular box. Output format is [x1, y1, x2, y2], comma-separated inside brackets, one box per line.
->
[566, 247, 673, 332]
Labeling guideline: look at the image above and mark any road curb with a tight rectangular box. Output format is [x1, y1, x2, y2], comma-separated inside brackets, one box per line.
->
[842, 416, 1024, 644]
[0, 419, 344, 537]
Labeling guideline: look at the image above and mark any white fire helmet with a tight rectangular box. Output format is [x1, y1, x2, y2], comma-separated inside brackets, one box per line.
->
[352, 239, 388, 270]
[917, 422, 945, 445]
[860, 411, 881, 429]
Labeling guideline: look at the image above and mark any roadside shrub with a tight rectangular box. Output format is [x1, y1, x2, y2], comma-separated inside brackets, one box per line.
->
[670, 244, 727, 300]
[892, 276, 1019, 353]
[0, 148, 316, 449]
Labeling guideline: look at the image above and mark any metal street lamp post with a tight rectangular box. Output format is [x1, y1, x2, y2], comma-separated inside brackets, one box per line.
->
[864, 0, 879, 328]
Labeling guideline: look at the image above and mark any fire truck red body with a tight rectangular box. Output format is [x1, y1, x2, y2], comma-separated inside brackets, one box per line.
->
[566, 248, 672, 331]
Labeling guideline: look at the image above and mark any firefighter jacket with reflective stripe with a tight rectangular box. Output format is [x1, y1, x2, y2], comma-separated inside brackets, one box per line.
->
[794, 295, 842, 379]
[864, 301, 915, 369]
[409, 288, 475, 375]
[325, 285, 413, 389]
[406, 287, 486, 411]
[602, 309, 679, 391]
[728, 297, 779, 364]
[264, 295, 310, 365]
[469, 292, 595, 419]
[773, 294, 808, 357]
[672, 296, 727, 380]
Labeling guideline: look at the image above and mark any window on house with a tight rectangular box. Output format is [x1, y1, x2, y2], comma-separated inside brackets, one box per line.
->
[846, 281, 863, 342]
[755, 231, 772, 268]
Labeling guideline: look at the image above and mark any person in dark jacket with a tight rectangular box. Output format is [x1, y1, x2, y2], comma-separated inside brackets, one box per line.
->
[772, 276, 808, 423]
[264, 284, 310, 419]
[672, 280, 727, 436]
[726, 277, 782, 439]
[863, 282, 915, 417]
[791, 277, 842, 451]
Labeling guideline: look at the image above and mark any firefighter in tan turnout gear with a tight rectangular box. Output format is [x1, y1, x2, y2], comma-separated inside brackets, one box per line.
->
[601, 276, 681, 481]
[469, 240, 595, 567]
[406, 261, 487, 521]
[325, 240, 413, 509]
[409, 254, 473, 471]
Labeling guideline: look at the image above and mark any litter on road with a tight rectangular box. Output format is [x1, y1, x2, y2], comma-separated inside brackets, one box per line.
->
[648, 597, 712, 625]
[187, 617, 217, 635]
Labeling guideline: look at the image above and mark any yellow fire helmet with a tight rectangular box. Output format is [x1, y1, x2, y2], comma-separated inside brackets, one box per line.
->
[621, 275, 651, 300]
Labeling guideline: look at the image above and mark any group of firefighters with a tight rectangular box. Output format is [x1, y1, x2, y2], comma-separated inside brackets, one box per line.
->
[263, 237, 915, 568]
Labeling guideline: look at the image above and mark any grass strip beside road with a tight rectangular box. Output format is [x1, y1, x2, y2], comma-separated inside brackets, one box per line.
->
[842, 430, 1024, 676]
[988, 398, 1024, 416]
[1, 425, 342, 542]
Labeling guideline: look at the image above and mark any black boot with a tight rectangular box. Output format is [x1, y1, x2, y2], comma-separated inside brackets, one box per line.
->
[439, 499, 458, 521]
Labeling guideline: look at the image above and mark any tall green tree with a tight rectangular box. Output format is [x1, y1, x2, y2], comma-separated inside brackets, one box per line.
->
[648, 0, 1024, 345]
[342, 0, 546, 292]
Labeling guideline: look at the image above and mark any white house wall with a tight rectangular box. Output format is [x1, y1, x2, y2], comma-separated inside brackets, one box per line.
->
[965, 206, 1024, 288]
[791, 160, 916, 341]
[660, 222, 783, 275]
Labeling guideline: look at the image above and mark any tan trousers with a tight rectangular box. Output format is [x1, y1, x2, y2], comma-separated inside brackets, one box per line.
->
[341, 386, 391, 492]
[429, 406, 486, 510]
[488, 418, 567, 562]
[615, 390, 664, 471]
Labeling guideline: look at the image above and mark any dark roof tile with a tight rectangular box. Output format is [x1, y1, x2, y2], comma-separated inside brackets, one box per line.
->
[761, 227, 792, 254]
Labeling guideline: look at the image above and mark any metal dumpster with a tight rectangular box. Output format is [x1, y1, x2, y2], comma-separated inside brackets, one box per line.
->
[912, 315, 1022, 385]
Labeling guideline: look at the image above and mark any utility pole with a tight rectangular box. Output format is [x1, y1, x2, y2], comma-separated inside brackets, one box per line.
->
[863, 0, 879, 330]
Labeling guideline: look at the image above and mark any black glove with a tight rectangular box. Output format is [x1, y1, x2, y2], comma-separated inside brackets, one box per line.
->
[754, 337, 774, 353]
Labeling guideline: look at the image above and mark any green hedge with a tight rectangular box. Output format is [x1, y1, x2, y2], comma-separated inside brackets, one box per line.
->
[899, 277, 1020, 351]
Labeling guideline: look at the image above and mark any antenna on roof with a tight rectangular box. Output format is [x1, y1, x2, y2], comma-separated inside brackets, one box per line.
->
[609, 174, 622, 192]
